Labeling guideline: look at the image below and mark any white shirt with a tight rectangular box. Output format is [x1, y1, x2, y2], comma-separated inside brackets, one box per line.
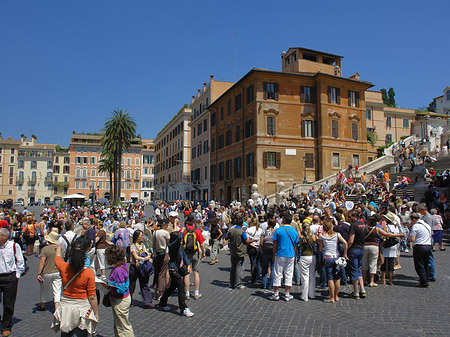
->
[381, 224, 400, 258]
[411, 220, 432, 246]
[246, 226, 263, 247]
[57, 230, 77, 256]
[0, 240, 25, 278]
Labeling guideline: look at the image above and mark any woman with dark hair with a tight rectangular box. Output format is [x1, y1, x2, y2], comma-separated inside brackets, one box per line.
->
[22, 217, 38, 256]
[11, 213, 23, 246]
[52, 236, 98, 337]
[158, 231, 194, 317]
[105, 245, 134, 337]
[260, 219, 276, 290]
[129, 230, 154, 308]
[209, 218, 222, 265]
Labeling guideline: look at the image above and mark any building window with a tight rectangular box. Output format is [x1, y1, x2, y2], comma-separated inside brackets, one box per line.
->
[235, 125, 241, 142]
[203, 118, 208, 131]
[225, 130, 232, 146]
[352, 123, 358, 140]
[245, 119, 254, 138]
[305, 153, 314, 168]
[386, 116, 392, 127]
[219, 162, 224, 181]
[197, 143, 202, 156]
[234, 94, 242, 112]
[352, 154, 360, 167]
[203, 140, 208, 154]
[263, 82, 279, 100]
[198, 123, 202, 136]
[348, 91, 360, 107]
[246, 153, 254, 177]
[90, 157, 96, 164]
[403, 118, 409, 128]
[31, 160, 37, 169]
[211, 138, 215, 152]
[386, 134, 393, 144]
[18, 160, 24, 169]
[211, 112, 216, 126]
[332, 120, 339, 138]
[191, 147, 196, 159]
[332, 153, 340, 168]
[366, 108, 371, 120]
[220, 107, 224, 121]
[302, 120, 316, 137]
[210, 165, 216, 183]
[328, 86, 341, 104]
[234, 157, 241, 178]
[447, 90, 450, 101]
[300, 86, 316, 103]
[218, 134, 224, 149]
[226, 160, 232, 180]
[135, 169, 140, 179]
[246, 85, 254, 104]
[263, 152, 280, 169]
[267, 116, 276, 136]
[227, 100, 231, 116]
[91, 168, 96, 177]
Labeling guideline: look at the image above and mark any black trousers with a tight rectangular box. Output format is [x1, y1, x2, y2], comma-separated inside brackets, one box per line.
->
[413, 244, 432, 286]
[159, 270, 187, 312]
[0, 272, 18, 332]
[129, 264, 151, 305]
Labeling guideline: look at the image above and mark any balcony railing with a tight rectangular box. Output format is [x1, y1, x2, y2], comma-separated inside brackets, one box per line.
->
[28, 189, 36, 195]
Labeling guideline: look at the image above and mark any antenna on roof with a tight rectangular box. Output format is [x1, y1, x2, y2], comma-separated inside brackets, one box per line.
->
[234, 32, 237, 82]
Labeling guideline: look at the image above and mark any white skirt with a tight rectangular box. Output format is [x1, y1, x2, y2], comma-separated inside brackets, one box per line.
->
[51, 295, 98, 334]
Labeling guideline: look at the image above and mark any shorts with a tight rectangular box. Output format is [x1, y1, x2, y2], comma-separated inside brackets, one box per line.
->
[273, 256, 295, 287]
[380, 257, 395, 272]
[325, 256, 341, 281]
[187, 252, 201, 273]
[362, 245, 379, 274]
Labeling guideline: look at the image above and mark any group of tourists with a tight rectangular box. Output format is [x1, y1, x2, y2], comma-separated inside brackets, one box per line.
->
[0, 161, 447, 336]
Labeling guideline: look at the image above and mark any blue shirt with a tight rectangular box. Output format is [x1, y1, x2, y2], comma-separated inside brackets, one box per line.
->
[231, 225, 248, 241]
[273, 225, 299, 258]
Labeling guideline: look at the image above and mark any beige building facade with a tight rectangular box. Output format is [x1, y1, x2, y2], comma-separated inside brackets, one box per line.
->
[154, 108, 191, 201]
[0, 136, 20, 202]
[189, 75, 234, 204]
[140, 139, 155, 202]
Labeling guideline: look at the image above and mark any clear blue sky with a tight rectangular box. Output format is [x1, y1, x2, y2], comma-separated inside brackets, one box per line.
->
[1, 0, 448, 145]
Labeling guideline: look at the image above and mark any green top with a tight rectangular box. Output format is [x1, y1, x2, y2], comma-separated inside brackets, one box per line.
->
[301, 236, 316, 257]
[228, 227, 247, 258]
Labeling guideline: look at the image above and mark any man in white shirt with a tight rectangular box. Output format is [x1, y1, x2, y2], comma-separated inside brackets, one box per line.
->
[0, 228, 25, 336]
[57, 221, 77, 259]
[409, 213, 432, 287]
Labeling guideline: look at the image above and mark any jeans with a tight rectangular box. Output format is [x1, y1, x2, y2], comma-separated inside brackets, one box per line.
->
[248, 247, 261, 283]
[300, 255, 316, 301]
[428, 252, 436, 281]
[230, 256, 244, 288]
[211, 240, 220, 261]
[338, 242, 347, 284]
[325, 256, 341, 281]
[413, 245, 432, 286]
[348, 249, 364, 281]
[260, 252, 274, 289]
[317, 252, 327, 287]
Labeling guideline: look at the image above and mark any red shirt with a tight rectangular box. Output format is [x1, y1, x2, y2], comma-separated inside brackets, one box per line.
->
[180, 225, 205, 251]
[0, 220, 9, 229]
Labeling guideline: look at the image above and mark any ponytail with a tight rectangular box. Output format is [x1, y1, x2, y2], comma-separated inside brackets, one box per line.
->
[69, 236, 91, 273]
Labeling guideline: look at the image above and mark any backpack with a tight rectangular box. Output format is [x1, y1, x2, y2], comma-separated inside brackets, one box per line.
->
[183, 227, 198, 253]
[262, 233, 274, 252]
[62, 234, 78, 262]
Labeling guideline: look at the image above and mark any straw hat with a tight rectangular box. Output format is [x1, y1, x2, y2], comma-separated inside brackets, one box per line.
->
[45, 231, 60, 245]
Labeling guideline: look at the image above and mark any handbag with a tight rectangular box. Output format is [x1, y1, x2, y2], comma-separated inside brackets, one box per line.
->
[381, 224, 398, 248]
[102, 292, 111, 307]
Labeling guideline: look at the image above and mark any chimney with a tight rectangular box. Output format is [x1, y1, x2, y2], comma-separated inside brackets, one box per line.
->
[192, 95, 195, 104]
[197, 89, 201, 98]
[203, 82, 207, 93]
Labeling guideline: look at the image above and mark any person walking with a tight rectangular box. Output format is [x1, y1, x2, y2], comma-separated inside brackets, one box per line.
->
[209, 218, 222, 265]
[36, 231, 62, 312]
[0, 228, 25, 336]
[158, 231, 194, 317]
[105, 245, 134, 337]
[152, 219, 170, 300]
[299, 223, 317, 302]
[409, 213, 433, 287]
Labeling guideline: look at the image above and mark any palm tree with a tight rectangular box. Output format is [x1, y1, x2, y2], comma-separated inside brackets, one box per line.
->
[98, 153, 114, 201]
[101, 109, 136, 204]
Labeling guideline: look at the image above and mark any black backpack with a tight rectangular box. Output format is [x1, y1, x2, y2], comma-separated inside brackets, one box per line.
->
[262, 233, 274, 252]
[62, 234, 78, 262]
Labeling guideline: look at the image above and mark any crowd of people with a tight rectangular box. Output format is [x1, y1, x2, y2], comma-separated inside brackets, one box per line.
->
[0, 167, 447, 336]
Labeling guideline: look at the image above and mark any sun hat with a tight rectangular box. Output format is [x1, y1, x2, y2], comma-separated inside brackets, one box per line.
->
[45, 231, 60, 245]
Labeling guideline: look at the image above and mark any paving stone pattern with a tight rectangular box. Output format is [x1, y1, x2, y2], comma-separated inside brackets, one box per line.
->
[9, 242, 450, 337]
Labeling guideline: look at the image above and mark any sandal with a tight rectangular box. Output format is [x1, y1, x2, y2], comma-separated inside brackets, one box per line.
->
[359, 290, 366, 298]
[209, 261, 216, 265]
[322, 299, 335, 303]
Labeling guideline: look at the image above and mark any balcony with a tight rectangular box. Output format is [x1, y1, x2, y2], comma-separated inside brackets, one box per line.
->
[28, 189, 36, 195]
[16, 177, 24, 184]
[44, 177, 53, 184]
[28, 177, 37, 183]
[54, 181, 69, 187]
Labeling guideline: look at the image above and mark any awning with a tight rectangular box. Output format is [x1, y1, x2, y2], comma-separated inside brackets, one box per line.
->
[130, 193, 139, 198]
[63, 194, 86, 199]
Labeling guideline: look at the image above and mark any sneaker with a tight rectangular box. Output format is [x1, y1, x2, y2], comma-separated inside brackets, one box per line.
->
[236, 284, 246, 290]
[183, 308, 194, 317]
[185, 295, 191, 300]
[160, 305, 171, 311]
[404, 249, 409, 253]
[349, 291, 360, 300]
[284, 294, 294, 302]
[193, 293, 202, 300]
[268, 294, 280, 301]
[359, 290, 366, 298]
